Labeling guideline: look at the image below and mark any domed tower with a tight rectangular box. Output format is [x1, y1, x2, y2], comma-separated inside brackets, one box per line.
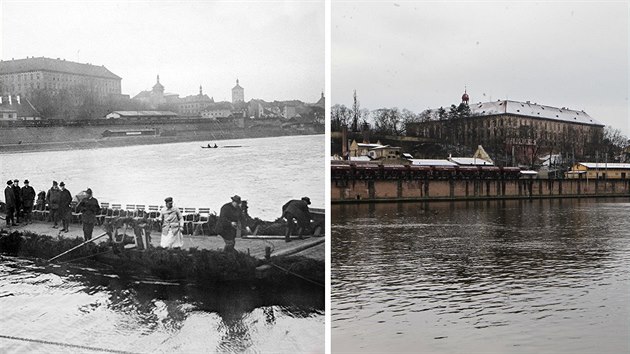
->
[461, 87, 469, 106]
[232, 79, 244, 103]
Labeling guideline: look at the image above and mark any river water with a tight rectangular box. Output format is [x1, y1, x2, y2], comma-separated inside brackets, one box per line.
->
[332, 198, 630, 353]
[0, 134, 324, 220]
[0, 257, 324, 353]
[0, 134, 324, 353]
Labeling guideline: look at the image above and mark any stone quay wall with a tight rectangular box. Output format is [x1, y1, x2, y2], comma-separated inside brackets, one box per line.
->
[332, 178, 630, 203]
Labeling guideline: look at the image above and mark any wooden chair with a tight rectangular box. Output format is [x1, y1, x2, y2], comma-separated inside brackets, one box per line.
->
[71, 201, 82, 223]
[32, 203, 49, 221]
[95, 202, 109, 225]
[192, 208, 212, 236]
[105, 204, 122, 223]
[182, 207, 197, 235]
[125, 204, 136, 218]
[147, 205, 161, 231]
[134, 205, 146, 222]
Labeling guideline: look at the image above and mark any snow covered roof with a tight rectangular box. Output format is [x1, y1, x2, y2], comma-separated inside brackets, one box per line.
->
[409, 159, 457, 167]
[470, 100, 603, 126]
[578, 163, 630, 169]
[357, 143, 384, 148]
[350, 156, 372, 162]
[449, 157, 494, 166]
[370, 145, 400, 150]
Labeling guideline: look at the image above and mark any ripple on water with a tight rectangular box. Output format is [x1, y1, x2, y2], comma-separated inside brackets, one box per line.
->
[332, 198, 630, 353]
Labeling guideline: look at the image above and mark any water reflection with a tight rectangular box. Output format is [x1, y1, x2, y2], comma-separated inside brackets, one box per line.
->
[332, 198, 630, 353]
[0, 258, 323, 353]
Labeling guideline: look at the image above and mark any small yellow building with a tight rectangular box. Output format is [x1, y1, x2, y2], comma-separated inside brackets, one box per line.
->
[566, 162, 630, 179]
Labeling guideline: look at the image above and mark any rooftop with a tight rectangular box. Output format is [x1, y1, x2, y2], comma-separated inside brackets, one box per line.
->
[470, 100, 603, 126]
[108, 111, 177, 117]
[449, 157, 494, 166]
[409, 159, 457, 167]
[578, 162, 630, 169]
[0, 57, 121, 80]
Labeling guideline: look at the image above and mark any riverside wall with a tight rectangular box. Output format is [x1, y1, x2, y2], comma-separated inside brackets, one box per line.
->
[332, 178, 630, 203]
[0, 122, 319, 153]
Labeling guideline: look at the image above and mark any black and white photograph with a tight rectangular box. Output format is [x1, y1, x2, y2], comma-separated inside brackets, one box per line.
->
[331, 1, 629, 353]
[0, 1, 324, 353]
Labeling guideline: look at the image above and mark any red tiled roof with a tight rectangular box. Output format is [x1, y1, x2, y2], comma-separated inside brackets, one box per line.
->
[0, 57, 121, 80]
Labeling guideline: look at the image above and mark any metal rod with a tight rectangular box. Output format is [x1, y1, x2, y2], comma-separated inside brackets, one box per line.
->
[48, 232, 108, 262]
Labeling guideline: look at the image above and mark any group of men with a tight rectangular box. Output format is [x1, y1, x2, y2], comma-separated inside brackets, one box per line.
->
[5, 182, 314, 252]
[3, 179, 36, 226]
[3, 179, 101, 242]
[157, 195, 313, 252]
[44, 180, 101, 240]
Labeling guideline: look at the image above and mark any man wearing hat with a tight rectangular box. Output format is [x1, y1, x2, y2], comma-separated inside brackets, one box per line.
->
[4, 180, 17, 227]
[216, 195, 244, 252]
[77, 188, 100, 241]
[281, 197, 313, 242]
[58, 182, 73, 233]
[158, 197, 184, 248]
[11, 179, 23, 223]
[21, 180, 36, 225]
[46, 181, 61, 228]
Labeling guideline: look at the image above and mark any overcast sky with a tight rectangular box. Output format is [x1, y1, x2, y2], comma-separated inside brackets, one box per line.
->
[333, 1, 629, 135]
[1, 0, 324, 103]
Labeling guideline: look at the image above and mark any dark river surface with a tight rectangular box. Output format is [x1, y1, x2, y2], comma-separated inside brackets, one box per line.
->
[0, 258, 324, 353]
[332, 198, 630, 353]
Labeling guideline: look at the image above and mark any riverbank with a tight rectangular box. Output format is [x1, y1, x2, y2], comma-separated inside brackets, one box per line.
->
[0, 125, 320, 154]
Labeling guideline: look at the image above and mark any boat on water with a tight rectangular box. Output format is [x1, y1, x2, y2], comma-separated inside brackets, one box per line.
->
[200, 145, 242, 149]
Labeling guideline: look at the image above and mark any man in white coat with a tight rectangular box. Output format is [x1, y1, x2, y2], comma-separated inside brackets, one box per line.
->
[159, 197, 184, 248]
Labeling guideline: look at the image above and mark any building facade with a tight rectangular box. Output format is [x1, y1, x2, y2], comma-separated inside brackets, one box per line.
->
[566, 162, 630, 179]
[177, 86, 214, 116]
[407, 96, 605, 165]
[132, 75, 179, 109]
[0, 57, 121, 103]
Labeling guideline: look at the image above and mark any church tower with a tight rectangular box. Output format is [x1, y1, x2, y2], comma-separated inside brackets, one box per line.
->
[232, 79, 244, 103]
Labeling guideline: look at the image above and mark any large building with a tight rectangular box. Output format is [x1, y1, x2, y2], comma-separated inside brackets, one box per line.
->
[407, 92, 605, 165]
[0, 57, 121, 103]
[132, 75, 179, 108]
[177, 86, 214, 116]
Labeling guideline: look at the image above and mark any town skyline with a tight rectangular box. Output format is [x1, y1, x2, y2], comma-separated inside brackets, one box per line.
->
[333, 1, 629, 136]
[1, 1, 324, 103]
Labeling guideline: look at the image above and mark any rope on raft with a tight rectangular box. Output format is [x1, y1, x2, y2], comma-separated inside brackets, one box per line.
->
[0, 334, 139, 354]
[268, 261, 324, 288]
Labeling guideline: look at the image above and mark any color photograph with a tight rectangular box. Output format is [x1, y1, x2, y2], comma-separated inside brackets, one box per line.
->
[331, 1, 629, 353]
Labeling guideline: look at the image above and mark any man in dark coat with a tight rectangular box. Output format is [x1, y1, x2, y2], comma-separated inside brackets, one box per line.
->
[21, 180, 36, 224]
[12, 179, 22, 223]
[58, 182, 73, 232]
[282, 197, 312, 242]
[4, 180, 17, 227]
[46, 181, 61, 228]
[216, 195, 244, 252]
[77, 188, 100, 241]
